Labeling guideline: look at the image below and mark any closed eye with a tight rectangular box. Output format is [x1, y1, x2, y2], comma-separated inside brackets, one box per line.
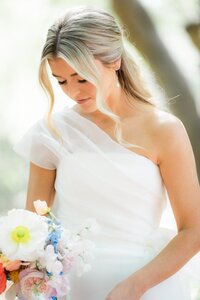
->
[58, 80, 67, 85]
[58, 79, 87, 85]
[78, 79, 87, 83]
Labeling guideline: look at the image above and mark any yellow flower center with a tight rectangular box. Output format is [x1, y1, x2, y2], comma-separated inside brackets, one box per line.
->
[11, 226, 31, 243]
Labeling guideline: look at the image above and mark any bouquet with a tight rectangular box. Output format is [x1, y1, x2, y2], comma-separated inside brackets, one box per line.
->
[0, 200, 100, 300]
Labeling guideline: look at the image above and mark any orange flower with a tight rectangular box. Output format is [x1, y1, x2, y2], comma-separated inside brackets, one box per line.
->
[0, 254, 21, 271]
[5, 260, 21, 272]
[9, 270, 20, 283]
[0, 262, 6, 294]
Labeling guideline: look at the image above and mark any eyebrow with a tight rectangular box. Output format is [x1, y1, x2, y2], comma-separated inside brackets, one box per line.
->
[52, 72, 78, 78]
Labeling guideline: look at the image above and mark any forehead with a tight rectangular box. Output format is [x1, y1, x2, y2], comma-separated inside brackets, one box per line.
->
[48, 57, 107, 79]
[48, 57, 76, 77]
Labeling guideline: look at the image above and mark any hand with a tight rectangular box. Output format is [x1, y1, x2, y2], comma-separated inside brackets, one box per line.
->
[105, 275, 144, 300]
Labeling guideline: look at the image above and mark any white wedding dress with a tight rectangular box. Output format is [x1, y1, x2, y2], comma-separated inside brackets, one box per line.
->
[13, 105, 200, 300]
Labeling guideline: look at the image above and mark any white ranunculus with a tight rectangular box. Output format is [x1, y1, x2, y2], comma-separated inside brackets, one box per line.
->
[0, 209, 48, 261]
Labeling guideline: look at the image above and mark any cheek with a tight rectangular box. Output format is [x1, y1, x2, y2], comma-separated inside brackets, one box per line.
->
[85, 83, 96, 96]
[60, 85, 68, 94]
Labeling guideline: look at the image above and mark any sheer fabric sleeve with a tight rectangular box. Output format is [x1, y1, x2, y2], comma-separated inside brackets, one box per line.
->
[13, 118, 60, 170]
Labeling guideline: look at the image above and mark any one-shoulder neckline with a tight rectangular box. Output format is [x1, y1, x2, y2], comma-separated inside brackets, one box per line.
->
[63, 105, 160, 170]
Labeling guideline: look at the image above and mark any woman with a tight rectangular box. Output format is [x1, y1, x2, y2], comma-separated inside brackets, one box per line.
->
[14, 5, 200, 300]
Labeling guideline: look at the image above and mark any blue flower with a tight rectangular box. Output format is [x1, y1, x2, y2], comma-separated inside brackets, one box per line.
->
[48, 230, 61, 252]
[46, 270, 52, 277]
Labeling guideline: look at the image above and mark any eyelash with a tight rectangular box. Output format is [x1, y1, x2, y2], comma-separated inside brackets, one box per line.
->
[58, 79, 87, 85]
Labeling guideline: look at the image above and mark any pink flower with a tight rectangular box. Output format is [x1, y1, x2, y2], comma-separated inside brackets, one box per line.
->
[62, 253, 77, 273]
[33, 200, 50, 216]
[48, 273, 71, 297]
[17, 268, 55, 299]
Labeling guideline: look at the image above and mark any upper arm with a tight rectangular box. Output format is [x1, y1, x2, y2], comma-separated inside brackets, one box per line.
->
[155, 113, 200, 231]
[26, 162, 56, 212]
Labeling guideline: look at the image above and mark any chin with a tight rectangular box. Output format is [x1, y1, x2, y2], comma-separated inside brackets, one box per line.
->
[80, 102, 98, 113]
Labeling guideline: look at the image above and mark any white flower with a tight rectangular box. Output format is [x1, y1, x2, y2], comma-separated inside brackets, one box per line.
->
[38, 245, 63, 276]
[33, 200, 50, 215]
[57, 229, 72, 249]
[76, 260, 91, 277]
[0, 209, 48, 261]
[84, 218, 101, 234]
[80, 239, 96, 261]
[78, 218, 101, 238]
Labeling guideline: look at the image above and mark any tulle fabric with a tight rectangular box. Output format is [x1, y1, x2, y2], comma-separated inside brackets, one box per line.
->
[13, 105, 200, 300]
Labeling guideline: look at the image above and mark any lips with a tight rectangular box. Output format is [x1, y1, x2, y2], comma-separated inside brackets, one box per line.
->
[76, 97, 91, 104]
[77, 97, 90, 101]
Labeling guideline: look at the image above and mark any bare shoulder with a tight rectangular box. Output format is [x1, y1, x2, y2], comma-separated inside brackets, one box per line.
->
[147, 108, 194, 166]
[147, 109, 200, 233]
[149, 109, 185, 137]
[124, 103, 189, 164]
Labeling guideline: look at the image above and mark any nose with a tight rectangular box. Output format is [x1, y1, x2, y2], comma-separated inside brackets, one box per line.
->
[64, 85, 80, 100]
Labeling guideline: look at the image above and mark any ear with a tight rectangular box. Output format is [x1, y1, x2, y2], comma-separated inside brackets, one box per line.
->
[113, 58, 121, 70]
[107, 58, 121, 70]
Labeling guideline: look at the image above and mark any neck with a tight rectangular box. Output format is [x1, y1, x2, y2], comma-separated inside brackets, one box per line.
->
[74, 87, 147, 124]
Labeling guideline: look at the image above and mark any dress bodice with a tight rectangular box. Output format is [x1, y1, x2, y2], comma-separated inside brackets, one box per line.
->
[50, 107, 173, 257]
[13, 105, 200, 296]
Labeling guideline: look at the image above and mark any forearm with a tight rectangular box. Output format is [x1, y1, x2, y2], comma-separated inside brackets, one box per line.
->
[26, 188, 55, 212]
[132, 228, 200, 294]
[26, 163, 56, 212]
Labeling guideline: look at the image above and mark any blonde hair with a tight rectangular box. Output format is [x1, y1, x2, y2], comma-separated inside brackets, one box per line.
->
[39, 5, 165, 149]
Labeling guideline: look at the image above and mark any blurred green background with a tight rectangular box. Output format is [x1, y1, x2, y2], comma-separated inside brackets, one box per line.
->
[0, 0, 200, 299]
[1, 0, 199, 210]
[0, 0, 199, 296]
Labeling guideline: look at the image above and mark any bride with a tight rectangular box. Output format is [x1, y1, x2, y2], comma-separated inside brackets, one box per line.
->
[14, 5, 200, 300]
